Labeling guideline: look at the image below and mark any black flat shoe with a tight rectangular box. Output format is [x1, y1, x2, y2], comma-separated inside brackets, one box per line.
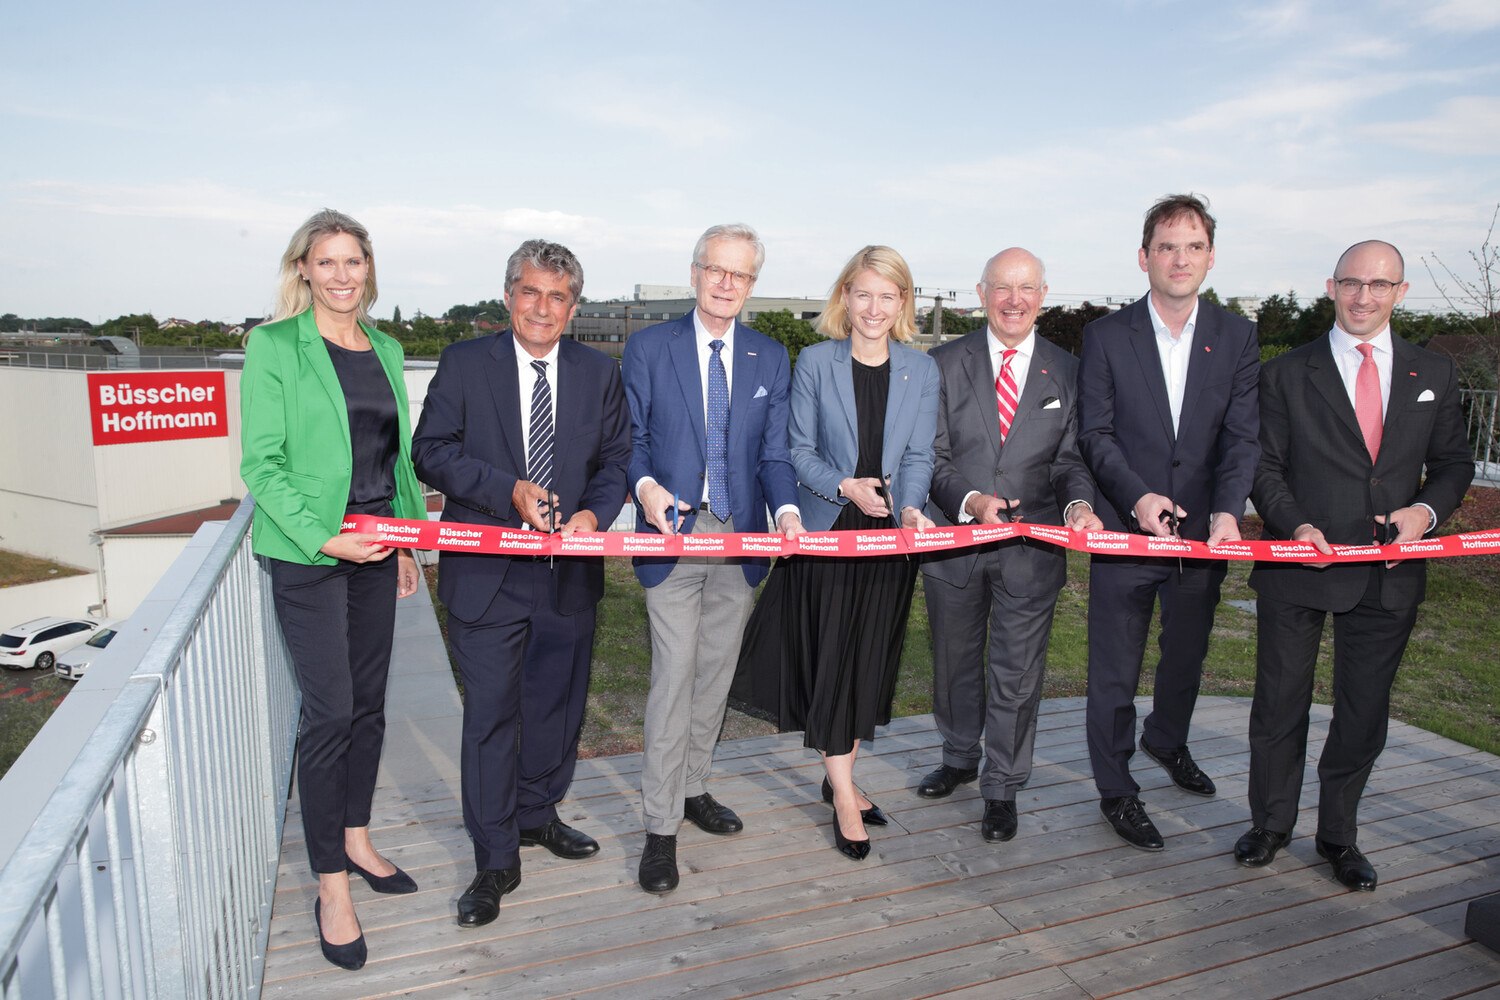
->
[821, 777, 889, 826]
[347, 858, 419, 894]
[315, 898, 367, 971]
[1100, 795, 1164, 851]
[638, 833, 679, 894]
[833, 819, 871, 861]
[683, 792, 743, 835]
[1139, 737, 1217, 797]
[981, 799, 1018, 843]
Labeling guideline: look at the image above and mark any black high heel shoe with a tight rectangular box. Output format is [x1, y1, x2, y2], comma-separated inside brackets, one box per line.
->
[347, 858, 419, 894]
[821, 776, 889, 826]
[315, 898, 368, 971]
[831, 805, 872, 861]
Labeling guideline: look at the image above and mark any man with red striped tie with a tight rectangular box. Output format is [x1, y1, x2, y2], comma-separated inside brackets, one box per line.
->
[919, 247, 1102, 843]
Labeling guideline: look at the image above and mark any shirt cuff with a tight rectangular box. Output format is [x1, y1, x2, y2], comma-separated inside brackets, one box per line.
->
[774, 504, 801, 525]
[1415, 502, 1437, 534]
[957, 490, 981, 524]
[1063, 499, 1093, 524]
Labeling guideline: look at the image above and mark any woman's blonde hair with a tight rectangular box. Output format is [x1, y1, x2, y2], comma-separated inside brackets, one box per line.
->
[272, 209, 379, 322]
[815, 245, 918, 342]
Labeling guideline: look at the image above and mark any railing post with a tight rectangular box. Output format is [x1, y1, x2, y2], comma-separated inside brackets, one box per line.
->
[126, 686, 189, 998]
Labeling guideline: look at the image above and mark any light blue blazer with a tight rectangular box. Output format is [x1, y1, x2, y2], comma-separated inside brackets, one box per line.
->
[789, 337, 939, 532]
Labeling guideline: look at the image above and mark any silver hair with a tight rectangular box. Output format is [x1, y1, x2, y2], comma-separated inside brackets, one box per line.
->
[692, 223, 766, 276]
[505, 239, 584, 302]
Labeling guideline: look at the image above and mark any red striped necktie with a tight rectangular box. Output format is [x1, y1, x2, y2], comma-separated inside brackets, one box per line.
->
[996, 349, 1019, 442]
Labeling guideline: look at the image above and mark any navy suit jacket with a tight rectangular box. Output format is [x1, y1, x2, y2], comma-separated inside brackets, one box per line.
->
[411, 332, 631, 621]
[1077, 296, 1260, 541]
[922, 331, 1095, 595]
[622, 312, 799, 587]
[1249, 332, 1473, 612]
[789, 337, 938, 532]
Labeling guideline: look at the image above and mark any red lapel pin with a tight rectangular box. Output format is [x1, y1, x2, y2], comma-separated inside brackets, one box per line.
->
[1204, 345, 1212, 352]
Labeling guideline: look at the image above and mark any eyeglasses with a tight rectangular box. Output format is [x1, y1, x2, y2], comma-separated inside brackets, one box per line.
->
[1333, 278, 1402, 298]
[694, 262, 756, 287]
[1149, 242, 1211, 258]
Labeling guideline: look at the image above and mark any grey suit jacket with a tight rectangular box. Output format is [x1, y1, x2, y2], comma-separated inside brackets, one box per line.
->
[789, 337, 939, 532]
[922, 330, 1095, 596]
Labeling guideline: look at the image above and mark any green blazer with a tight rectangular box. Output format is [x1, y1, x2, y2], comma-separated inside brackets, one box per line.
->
[240, 309, 425, 565]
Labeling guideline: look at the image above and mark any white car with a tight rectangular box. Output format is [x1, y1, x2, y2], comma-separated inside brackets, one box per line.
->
[0, 617, 103, 671]
[53, 625, 121, 681]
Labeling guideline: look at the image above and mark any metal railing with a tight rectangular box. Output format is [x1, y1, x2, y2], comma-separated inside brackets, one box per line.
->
[0, 351, 248, 371]
[0, 498, 299, 998]
[1462, 388, 1498, 470]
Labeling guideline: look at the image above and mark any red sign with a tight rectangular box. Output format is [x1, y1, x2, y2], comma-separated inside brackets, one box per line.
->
[87, 372, 228, 446]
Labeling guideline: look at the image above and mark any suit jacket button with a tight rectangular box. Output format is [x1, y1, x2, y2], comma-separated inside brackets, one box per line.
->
[1172, 460, 1182, 467]
[1370, 477, 1380, 486]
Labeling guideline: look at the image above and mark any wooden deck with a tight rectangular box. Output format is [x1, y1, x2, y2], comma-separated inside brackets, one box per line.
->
[260, 591, 1500, 998]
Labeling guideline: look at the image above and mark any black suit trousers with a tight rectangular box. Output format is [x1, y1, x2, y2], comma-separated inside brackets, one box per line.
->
[449, 558, 595, 871]
[269, 554, 398, 874]
[1086, 554, 1226, 798]
[1248, 568, 1418, 844]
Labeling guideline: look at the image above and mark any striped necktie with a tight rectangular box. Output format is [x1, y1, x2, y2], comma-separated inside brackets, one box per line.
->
[527, 359, 554, 493]
[996, 349, 1019, 442]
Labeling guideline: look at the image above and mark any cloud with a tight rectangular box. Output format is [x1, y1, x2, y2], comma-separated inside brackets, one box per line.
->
[1419, 0, 1500, 32]
[1367, 95, 1500, 155]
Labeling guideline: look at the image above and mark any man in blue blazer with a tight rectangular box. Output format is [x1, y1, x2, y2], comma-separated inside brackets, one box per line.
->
[412, 240, 630, 928]
[920, 248, 1101, 843]
[1078, 195, 1260, 851]
[622, 223, 803, 895]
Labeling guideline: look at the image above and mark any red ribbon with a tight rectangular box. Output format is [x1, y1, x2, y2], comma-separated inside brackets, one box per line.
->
[341, 514, 1500, 564]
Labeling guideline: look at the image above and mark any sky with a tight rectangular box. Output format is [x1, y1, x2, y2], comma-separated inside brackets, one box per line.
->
[2, 0, 1498, 324]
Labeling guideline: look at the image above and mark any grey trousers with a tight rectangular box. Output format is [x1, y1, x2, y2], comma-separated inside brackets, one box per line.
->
[924, 552, 1060, 802]
[639, 512, 755, 835]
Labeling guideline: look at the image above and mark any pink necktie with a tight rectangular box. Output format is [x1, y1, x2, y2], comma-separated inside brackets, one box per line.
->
[1355, 343, 1382, 461]
[996, 349, 1018, 442]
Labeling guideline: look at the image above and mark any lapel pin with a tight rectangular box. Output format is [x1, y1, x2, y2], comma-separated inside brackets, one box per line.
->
[747, 351, 757, 357]
[1040, 368, 1049, 375]
[1409, 371, 1417, 377]
[1204, 345, 1212, 352]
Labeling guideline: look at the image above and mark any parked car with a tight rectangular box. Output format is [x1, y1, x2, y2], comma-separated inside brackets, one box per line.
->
[0, 617, 103, 671]
[53, 625, 121, 681]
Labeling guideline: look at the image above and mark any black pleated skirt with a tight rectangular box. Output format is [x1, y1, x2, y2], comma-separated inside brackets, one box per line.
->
[734, 502, 918, 755]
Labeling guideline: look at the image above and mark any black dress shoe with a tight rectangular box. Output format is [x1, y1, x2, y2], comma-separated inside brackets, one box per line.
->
[347, 858, 419, 894]
[916, 763, 979, 799]
[1316, 839, 1377, 892]
[456, 868, 521, 928]
[821, 777, 889, 826]
[683, 792, 743, 835]
[638, 833, 679, 894]
[981, 799, 1018, 843]
[1234, 826, 1290, 867]
[518, 819, 600, 859]
[1139, 737, 1217, 796]
[315, 899, 367, 970]
[1100, 795, 1165, 851]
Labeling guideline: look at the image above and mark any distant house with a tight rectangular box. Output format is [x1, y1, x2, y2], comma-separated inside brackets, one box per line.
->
[159, 318, 196, 330]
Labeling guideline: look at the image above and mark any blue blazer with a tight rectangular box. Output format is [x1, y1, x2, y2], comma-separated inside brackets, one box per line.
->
[1077, 296, 1260, 540]
[411, 332, 631, 621]
[789, 337, 939, 532]
[622, 312, 800, 587]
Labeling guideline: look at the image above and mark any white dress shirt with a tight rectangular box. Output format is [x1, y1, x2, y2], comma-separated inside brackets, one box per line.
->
[1146, 295, 1199, 434]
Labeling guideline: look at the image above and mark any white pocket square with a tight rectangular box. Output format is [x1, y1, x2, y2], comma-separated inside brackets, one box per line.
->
[1416, 389, 1435, 402]
[753, 385, 768, 399]
[1042, 398, 1062, 410]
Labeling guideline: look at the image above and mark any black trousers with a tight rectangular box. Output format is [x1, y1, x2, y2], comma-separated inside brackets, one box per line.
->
[1086, 555, 1227, 798]
[269, 554, 398, 873]
[1248, 569, 1418, 845]
[448, 559, 595, 871]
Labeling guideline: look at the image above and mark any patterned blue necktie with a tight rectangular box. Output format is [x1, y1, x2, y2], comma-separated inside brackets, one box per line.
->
[706, 339, 730, 520]
[527, 359, 554, 495]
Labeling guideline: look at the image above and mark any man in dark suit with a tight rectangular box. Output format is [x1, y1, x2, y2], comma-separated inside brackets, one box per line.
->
[1235, 240, 1472, 890]
[412, 240, 630, 928]
[1078, 194, 1260, 850]
[919, 248, 1101, 842]
[622, 223, 803, 895]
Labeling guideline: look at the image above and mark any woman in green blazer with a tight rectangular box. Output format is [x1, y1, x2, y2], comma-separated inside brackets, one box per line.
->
[240, 209, 425, 971]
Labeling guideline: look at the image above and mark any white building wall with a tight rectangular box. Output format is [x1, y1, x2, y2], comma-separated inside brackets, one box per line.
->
[0, 573, 101, 626]
[0, 370, 98, 565]
[98, 535, 197, 620]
